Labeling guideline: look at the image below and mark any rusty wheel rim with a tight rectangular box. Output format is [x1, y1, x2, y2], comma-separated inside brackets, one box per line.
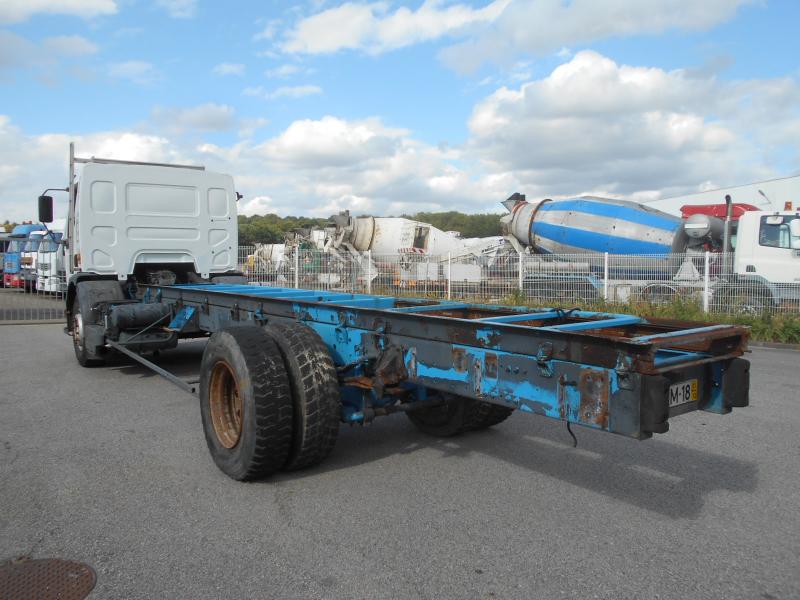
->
[209, 361, 243, 449]
[73, 312, 84, 353]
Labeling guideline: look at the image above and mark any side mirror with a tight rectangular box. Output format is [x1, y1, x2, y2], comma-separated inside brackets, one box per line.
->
[38, 195, 54, 223]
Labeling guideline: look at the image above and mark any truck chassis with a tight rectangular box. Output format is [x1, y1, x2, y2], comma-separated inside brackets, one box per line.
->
[70, 280, 750, 480]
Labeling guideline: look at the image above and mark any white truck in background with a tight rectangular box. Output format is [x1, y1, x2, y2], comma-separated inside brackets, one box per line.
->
[35, 231, 65, 294]
[20, 230, 49, 292]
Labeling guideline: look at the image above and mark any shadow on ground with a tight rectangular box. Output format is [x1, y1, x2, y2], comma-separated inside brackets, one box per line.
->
[107, 338, 758, 520]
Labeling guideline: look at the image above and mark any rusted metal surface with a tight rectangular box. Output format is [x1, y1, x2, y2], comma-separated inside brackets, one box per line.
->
[154, 285, 749, 375]
[0, 558, 96, 600]
[452, 348, 467, 372]
[208, 360, 243, 449]
[343, 375, 373, 390]
[484, 352, 498, 379]
[578, 369, 610, 428]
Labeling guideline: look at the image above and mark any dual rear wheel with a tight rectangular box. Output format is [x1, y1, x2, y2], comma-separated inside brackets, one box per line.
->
[199, 323, 340, 481]
[200, 322, 514, 481]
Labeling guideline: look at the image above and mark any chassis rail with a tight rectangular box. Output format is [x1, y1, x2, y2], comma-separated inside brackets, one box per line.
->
[119, 283, 750, 440]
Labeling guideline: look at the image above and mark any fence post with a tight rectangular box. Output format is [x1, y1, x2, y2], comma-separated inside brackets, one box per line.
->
[703, 251, 710, 313]
[517, 253, 523, 293]
[447, 253, 452, 300]
[366, 250, 372, 295]
[294, 249, 299, 289]
[603, 252, 609, 301]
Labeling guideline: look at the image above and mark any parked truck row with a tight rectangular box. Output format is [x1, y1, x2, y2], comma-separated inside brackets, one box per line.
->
[2, 222, 66, 293]
[35, 144, 751, 482]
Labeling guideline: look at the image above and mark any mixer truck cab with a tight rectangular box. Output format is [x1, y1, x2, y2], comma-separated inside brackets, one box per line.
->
[733, 211, 800, 283]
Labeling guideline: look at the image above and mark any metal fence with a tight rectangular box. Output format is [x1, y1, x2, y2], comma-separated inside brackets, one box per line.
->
[4, 246, 795, 323]
[0, 274, 67, 322]
[239, 246, 800, 316]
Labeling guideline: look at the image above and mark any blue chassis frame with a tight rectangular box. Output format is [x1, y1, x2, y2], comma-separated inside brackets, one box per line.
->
[137, 283, 749, 441]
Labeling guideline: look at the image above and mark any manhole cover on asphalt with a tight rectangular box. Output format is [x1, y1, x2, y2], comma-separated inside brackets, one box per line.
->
[0, 558, 96, 600]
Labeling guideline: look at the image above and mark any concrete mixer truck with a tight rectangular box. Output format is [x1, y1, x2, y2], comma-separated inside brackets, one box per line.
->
[279, 212, 505, 291]
[500, 193, 800, 311]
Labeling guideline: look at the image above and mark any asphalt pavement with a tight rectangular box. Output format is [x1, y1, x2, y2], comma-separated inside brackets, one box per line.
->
[1, 324, 798, 599]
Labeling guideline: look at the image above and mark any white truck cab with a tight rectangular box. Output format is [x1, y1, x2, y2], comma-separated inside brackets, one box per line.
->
[37, 144, 244, 344]
[35, 231, 65, 294]
[734, 211, 800, 283]
[70, 160, 238, 282]
[20, 230, 47, 291]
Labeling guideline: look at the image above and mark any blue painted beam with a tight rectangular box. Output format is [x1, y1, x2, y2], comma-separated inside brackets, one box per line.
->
[544, 316, 642, 332]
[477, 311, 561, 323]
[331, 297, 398, 308]
[389, 302, 468, 313]
[632, 325, 732, 343]
[654, 349, 709, 368]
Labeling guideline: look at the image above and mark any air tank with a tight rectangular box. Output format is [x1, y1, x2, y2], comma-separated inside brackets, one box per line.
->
[501, 193, 690, 255]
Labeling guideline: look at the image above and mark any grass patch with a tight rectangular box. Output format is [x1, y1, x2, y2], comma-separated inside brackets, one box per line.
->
[504, 294, 800, 345]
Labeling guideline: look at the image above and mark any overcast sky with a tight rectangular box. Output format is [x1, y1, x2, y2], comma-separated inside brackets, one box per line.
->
[1, 0, 798, 223]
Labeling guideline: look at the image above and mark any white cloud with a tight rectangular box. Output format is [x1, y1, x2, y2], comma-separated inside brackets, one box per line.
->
[0, 31, 35, 69]
[212, 62, 245, 76]
[43, 35, 98, 56]
[0, 32, 98, 79]
[0, 117, 180, 222]
[467, 50, 787, 197]
[108, 60, 160, 85]
[243, 84, 323, 100]
[279, 0, 753, 72]
[440, 0, 754, 72]
[253, 19, 281, 41]
[257, 116, 406, 168]
[150, 103, 237, 135]
[282, 0, 511, 54]
[267, 85, 322, 99]
[155, 0, 196, 19]
[238, 195, 276, 217]
[2, 51, 798, 223]
[0, 0, 116, 24]
[265, 64, 304, 78]
[237, 117, 270, 139]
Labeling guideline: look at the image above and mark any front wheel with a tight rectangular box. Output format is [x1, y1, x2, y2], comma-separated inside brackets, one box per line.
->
[72, 296, 104, 367]
[199, 327, 294, 481]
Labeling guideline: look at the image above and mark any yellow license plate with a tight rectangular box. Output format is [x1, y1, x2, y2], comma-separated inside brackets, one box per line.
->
[668, 379, 698, 407]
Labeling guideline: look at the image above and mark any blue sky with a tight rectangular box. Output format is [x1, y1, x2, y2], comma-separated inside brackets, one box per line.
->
[1, 0, 799, 222]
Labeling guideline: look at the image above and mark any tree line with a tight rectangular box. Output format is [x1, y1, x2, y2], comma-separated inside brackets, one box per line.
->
[237, 211, 503, 245]
[4, 213, 503, 242]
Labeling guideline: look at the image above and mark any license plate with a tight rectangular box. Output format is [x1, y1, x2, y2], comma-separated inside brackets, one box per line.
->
[668, 379, 698, 407]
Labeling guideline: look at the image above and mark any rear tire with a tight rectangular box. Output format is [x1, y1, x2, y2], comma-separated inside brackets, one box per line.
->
[262, 322, 340, 471]
[407, 392, 514, 437]
[200, 327, 294, 481]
